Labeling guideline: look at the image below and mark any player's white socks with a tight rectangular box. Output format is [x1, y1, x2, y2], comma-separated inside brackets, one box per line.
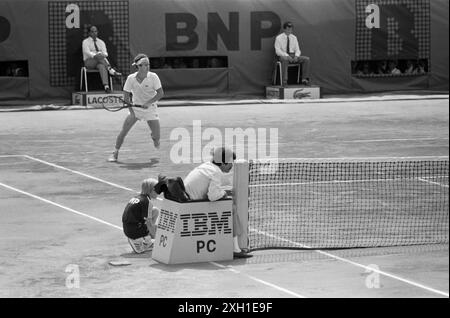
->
[233, 236, 241, 253]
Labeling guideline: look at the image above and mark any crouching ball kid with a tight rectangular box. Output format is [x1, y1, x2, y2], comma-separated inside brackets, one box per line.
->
[122, 178, 160, 253]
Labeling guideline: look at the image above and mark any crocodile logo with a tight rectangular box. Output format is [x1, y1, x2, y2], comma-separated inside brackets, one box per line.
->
[293, 89, 311, 99]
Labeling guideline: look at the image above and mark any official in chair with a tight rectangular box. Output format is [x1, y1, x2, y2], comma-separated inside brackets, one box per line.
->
[82, 25, 121, 92]
[184, 146, 252, 259]
[274, 21, 311, 86]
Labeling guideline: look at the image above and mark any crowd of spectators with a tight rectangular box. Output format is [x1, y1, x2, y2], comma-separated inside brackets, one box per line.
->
[0, 61, 28, 77]
[353, 59, 428, 76]
[149, 56, 227, 69]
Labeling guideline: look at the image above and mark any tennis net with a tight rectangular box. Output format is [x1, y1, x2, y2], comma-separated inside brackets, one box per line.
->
[234, 157, 449, 251]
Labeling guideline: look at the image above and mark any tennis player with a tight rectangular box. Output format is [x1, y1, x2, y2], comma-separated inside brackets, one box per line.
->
[122, 178, 160, 253]
[108, 53, 164, 162]
[184, 146, 252, 259]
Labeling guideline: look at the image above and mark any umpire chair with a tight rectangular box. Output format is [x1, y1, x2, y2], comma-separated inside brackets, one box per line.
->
[80, 67, 114, 92]
[272, 58, 301, 86]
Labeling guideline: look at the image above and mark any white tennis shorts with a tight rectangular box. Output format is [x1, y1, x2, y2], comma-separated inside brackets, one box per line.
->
[132, 104, 159, 121]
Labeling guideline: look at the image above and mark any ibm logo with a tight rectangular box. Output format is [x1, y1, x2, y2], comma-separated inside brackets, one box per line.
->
[180, 211, 232, 237]
[158, 209, 178, 233]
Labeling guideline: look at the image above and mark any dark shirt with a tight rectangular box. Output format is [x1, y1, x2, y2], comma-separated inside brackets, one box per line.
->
[122, 194, 150, 239]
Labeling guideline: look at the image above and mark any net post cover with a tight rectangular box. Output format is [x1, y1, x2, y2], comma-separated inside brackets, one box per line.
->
[233, 159, 250, 250]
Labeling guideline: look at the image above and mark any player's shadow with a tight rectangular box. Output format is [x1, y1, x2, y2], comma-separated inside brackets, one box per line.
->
[118, 157, 159, 170]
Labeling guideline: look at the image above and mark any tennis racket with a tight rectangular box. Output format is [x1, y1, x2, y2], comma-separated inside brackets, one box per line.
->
[102, 97, 146, 112]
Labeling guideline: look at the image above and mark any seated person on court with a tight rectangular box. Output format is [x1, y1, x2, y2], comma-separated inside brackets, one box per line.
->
[122, 178, 160, 254]
[82, 25, 122, 93]
[183, 146, 252, 259]
[274, 21, 311, 86]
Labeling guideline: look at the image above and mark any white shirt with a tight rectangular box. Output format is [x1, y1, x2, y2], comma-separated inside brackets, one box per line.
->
[274, 33, 301, 57]
[82, 36, 108, 61]
[123, 71, 162, 107]
[184, 162, 228, 201]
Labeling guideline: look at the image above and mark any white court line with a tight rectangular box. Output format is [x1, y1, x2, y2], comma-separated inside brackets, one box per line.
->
[0, 155, 25, 158]
[255, 156, 449, 161]
[3, 154, 448, 297]
[0, 151, 132, 157]
[344, 138, 449, 143]
[210, 261, 305, 298]
[251, 176, 449, 188]
[0, 181, 122, 231]
[418, 177, 449, 188]
[1, 156, 305, 298]
[251, 178, 403, 188]
[23, 155, 137, 193]
[0, 181, 305, 299]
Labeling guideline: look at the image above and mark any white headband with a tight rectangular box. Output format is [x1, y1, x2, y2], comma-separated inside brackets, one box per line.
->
[133, 57, 150, 66]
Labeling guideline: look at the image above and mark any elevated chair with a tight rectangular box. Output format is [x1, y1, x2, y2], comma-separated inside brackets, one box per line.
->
[272, 58, 301, 86]
[80, 66, 114, 92]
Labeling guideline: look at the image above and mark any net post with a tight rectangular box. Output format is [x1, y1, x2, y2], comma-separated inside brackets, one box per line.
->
[233, 159, 250, 250]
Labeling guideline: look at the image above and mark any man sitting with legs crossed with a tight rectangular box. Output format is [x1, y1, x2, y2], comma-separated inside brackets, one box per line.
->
[82, 25, 122, 92]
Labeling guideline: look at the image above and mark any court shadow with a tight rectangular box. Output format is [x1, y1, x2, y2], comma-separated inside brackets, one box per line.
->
[113, 251, 252, 271]
[118, 157, 159, 170]
[148, 261, 233, 272]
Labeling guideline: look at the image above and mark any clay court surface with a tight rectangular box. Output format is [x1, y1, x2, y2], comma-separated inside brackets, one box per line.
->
[0, 96, 448, 298]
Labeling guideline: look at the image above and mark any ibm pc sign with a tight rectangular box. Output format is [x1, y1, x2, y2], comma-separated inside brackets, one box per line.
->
[152, 199, 234, 264]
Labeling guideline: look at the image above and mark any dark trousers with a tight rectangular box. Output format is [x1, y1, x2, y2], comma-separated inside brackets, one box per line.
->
[279, 55, 310, 84]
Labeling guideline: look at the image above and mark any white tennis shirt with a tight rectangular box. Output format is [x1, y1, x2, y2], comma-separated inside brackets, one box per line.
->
[124, 71, 162, 106]
[184, 162, 229, 201]
[123, 71, 162, 120]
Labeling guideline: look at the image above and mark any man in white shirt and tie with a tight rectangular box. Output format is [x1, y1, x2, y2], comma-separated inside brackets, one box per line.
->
[274, 21, 310, 86]
[82, 25, 122, 92]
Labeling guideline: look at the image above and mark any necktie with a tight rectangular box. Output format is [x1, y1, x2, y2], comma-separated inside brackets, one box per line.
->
[286, 35, 290, 54]
[94, 39, 99, 52]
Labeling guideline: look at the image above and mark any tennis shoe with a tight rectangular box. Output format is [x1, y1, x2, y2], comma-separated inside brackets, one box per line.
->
[127, 237, 146, 254]
[153, 139, 160, 150]
[108, 150, 118, 162]
[142, 236, 154, 251]
[108, 68, 122, 76]
[233, 251, 253, 259]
